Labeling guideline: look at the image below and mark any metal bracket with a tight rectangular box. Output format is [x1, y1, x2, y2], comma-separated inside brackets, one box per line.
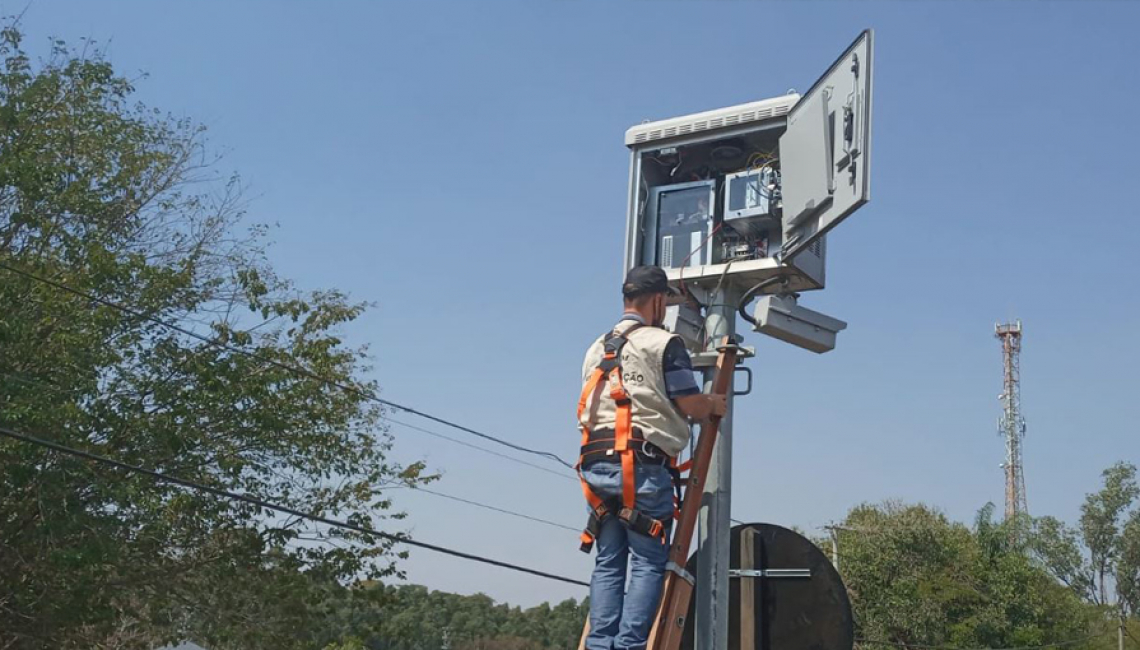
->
[714, 334, 745, 353]
[667, 560, 695, 586]
[733, 367, 753, 396]
[729, 568, 812, 579]
[690, 346, 756, 369]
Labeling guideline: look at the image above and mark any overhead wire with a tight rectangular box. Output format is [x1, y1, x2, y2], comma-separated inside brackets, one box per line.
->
[0, 371, 74, 396]
[1, 369, 579, 535]
[0, 423, 589, 588]
[402, 485, 579, 533]
[0, 365, 576, 484]
[0, 260, 576, 470]
[385, 417, 577, 482]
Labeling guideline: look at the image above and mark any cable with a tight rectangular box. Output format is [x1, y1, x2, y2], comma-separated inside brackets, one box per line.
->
[0, 371, 73, 396]
[406, 485, 579, 533]
[0, 261, 576, 470]
[2, 368, 579, 533]
[678, 222, 724, 297]
[670, 150, 684, 177]
[855, 632, 1111, 650]
[0, 424, 589, 588]
[737, 275, 788, 326]
[386, 417, 577, 482]
[1, 367, 696, 541]
[0, 366, 577, 483]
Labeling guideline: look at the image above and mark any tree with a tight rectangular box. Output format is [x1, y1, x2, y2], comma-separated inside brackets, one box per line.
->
[1120, 510, 1140, 617]
[0, 22, 425, 649]
[1031, 462, 1140, 619]
[315, 583, 587, 650]
[836, 501, 1092, 650]
[1081, 463, 1139, 607]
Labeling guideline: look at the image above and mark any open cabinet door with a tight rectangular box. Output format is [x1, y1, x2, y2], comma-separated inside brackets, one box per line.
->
[780, 30, 873, 259]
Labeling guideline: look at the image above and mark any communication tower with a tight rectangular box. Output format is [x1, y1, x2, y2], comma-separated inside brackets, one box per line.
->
[995, 321, 1028, 522]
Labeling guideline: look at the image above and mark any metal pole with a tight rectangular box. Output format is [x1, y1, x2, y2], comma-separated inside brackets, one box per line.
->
[1120, 612, 1125, 650]
[830, 529, 840, 572]
[695, 287, 741, 650]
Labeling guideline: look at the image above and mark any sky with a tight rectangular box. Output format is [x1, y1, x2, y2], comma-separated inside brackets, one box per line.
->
[11, 0, 1140, 608]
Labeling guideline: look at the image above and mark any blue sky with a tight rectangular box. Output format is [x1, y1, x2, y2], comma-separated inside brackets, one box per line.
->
[14, 0, 1140, 607]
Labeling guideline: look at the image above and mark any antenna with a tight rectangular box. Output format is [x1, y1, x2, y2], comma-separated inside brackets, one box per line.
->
[994, 320, 1028, 523]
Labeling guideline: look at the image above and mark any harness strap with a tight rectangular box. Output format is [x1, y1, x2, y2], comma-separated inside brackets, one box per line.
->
[577, 489, 668, 553]
[579, 436, 668, 463]
[577, 323, 674, 552]
[577, 367, 606, 446]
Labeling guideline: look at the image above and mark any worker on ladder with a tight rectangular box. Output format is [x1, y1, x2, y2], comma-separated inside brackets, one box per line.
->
[577, 265, 726, 650]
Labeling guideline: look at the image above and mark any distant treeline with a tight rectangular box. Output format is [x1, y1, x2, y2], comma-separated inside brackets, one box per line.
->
[320, 583, 588, 650]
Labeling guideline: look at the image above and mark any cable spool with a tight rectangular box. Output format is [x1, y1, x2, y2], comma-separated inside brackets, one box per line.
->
[680, 523, 854, 650]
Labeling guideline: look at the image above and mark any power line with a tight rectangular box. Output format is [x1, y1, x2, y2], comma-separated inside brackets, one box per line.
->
[0, 261, 575, 470]
[386, 417, 576, 482]
[0, 366, 575, 483]
[1, 368, 578, 535]
[0, 423, 589, 588]
[0, 371, 73, 396]
[404, 485, 579, 533]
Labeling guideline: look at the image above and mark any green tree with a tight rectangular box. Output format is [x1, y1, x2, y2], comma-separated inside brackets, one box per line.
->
[1031, 462, 1140, 619]
[1081, 463, 1139, 608]
[0, 23, 424, 649]
[318, 583, 586, 650]
[837, 501, 1092, 650]
[1120, 510, 1140, 617]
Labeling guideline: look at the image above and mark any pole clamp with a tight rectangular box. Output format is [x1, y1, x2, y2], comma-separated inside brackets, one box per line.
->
[729, 568, 812, 579]
[666, 560, 695, 586]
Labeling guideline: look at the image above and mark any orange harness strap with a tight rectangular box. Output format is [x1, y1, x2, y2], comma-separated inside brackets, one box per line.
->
[578, 368, 606, 444]
[611, 374, 636, 510]
[576, 350, 619, 551]
[576, 324, 669, 553]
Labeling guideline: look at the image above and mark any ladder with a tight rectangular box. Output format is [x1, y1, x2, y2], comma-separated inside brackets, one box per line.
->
[578, 338, 740, 650]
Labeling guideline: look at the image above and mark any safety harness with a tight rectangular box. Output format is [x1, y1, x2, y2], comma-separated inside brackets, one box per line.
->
[577, 323, 679, 553]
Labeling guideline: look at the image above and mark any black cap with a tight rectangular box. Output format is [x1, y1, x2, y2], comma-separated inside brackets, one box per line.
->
[622, 265, 678, 299]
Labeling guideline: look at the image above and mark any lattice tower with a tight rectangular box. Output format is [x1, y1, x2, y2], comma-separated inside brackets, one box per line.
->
[995, 320, 1028, 521]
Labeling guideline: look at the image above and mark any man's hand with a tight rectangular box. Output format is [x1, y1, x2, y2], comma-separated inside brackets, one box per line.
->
[675, 393, 728, 423]
[707, 394, 727, 419]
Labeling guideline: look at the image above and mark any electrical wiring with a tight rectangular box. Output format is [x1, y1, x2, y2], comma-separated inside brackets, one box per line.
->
[677, 222, 724, 298]
[0, 423, 590, 588]
[670, 149, 684, 177]
[737, 275, 789, 326]
[404, 485, 579, 533]
[0, 371, 74, 396]
[0, 364, 576, 484]
[385, 417, 577, 482]
[0, 260, 577, 470]
[2, 368, 580, 541]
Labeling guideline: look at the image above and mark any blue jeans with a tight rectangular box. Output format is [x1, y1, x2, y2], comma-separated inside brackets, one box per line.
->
[583, 462, 674, 650]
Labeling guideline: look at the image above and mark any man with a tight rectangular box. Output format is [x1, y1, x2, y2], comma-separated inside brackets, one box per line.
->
[578, 265, 726, 650]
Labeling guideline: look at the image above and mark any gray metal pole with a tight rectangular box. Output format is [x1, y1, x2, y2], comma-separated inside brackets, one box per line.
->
[695, 287, 742, 650]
